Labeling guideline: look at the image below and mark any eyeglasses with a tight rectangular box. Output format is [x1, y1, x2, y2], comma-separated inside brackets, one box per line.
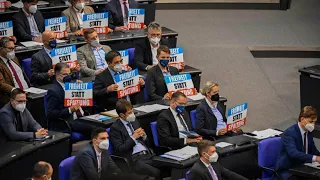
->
[15, 100, 27, 103]
[5, 47, 15, 51]
[150, 33, 161, 38]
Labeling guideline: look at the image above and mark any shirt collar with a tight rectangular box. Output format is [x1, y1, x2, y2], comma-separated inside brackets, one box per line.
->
[91, 46, 103, 51]
[150, 43, 160, 49]
[108, 67, 117, 76]
[57, 80, 65, 89]
[73, 6, 84, 13]
[298, 122, 307, 136]
[43, 47, 51, 55]
[205, 97, 217, 109]
[120, 0, 128, 4]
[0, 56, 8, 63]
[22, 8, 32, 16]
[200, 158, 210, 168]
[120, 118, 129, 125]
[94, 147, 102, 157]
[170, 107, 178, 117]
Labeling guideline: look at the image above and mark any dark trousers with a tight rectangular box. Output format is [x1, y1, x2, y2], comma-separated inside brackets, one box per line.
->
[131, 153, 162, 180]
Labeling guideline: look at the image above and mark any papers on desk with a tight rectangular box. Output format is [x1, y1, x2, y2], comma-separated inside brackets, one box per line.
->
[216, 142, 233, 148]
[188, 93, 204, 101]
[20, 41, 43, 47]
[304, 162, 320, 170]
[245, 128, 282, 140]
[85, 114, 112, 122]
[161, 146, 198, 161]
[24, 87, 47, 94]
[100, 109, 118, 117]
[37, 1, 49, 5]
[134, 104, 169, 113]
[12, 1, 23, 8]
[56, 39, 67, 44]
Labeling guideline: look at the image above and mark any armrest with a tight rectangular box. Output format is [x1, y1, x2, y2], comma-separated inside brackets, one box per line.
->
[111, 155, 131, 173]
[260, 166, 282, 180]
[49, 118, 72, 134]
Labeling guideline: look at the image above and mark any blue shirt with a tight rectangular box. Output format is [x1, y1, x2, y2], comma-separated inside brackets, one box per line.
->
[22, 8, 40, 37]
[43, 47, 51, 57]
[160, 66, 171, 76]
[120, 119, 147, 154]
[205, 98, 226, 132]
[92, 47, 107, 70]
[108, 67, 130, 101]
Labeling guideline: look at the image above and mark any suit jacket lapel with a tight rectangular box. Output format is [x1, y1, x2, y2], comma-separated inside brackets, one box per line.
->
[86, 44, 97, 69]
[33, 12, 42, 33]
[155, 65, 166, 86]
[204, 100, 215, 117]
[168, 109, 179, 135]
[115, 0, 124, 25]
[0, 59, 14, 84]
[295, 124, 304, 151]
[70, 8, 80, 29]
[20, 10, 31, 34]
[197, 160, 213, 179]
[41, 48, 52, 69]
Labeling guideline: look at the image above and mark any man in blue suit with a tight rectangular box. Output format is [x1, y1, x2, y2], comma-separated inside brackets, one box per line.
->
[276, 106, 320, 172]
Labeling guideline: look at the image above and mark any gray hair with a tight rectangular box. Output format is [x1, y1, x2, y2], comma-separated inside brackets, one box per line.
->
[200, 81, 219, 96]
[0, 37, 14, 48]
[148, 21, 162, 31]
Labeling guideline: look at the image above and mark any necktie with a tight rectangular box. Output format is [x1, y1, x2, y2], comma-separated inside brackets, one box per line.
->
[123, 1, 129, 25]
[15, 112, 23, 131]
[76, 109, 83, 118]
[127, 122, 134, 133]
[7, 60, 24, 89]
[208, 165, 218, 180]
[304, 132, 307, 153]
[178, 114, 188, 131]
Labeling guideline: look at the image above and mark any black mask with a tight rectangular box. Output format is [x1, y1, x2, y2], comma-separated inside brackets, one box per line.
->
[210, 93, 219, 102]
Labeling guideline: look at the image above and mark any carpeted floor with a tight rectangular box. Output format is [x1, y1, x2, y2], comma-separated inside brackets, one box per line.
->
[155, 0, 320, 131]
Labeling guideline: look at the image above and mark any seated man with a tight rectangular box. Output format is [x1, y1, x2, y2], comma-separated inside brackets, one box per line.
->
[0, 37, 30, 108]
[12, 0, 44, 42]
[276, 106, 320, 172]
[26, 161, 53, 180]
[157, 92, 202, 150]
[0, 88, 47, 141]
[196, 81, 241, 140]
[134, 22, 171, 71]
[110, 99, 162, 180]
[146, 45, 179, 101]
[93, 51, 145, 111]
[31, 30, 56, 86]
[46, 62, 94, 138]
[188, 140, 248, 180]
[77, 28, 112, 77]
[106, 0, 138, 31]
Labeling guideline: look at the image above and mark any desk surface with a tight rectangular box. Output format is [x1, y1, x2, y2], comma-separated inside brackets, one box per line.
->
[290, 165, 320, 179]
[0, 132, 70, 169]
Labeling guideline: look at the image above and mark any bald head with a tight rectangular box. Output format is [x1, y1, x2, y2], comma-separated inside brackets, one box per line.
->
[32, 161, 53, 180]
[42, 31, 56, 49]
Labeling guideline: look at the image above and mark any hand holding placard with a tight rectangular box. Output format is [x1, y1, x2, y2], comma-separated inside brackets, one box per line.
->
[107, 84, 119, 92]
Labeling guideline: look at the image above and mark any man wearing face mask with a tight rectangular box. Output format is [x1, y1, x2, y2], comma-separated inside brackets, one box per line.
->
[146, 45, 179, 101]
[46, 62, 94, 139]
[0, 37, 30, 108]
[157, 92, 202, 150]
[25, 161, 53, 180]
[133, 22, 171, 71]
[0, 88, 47, 141]
[12, 0, 44, 42]
[77, 28, 112, 77]
[188, 140, 248, 180]
[276, 106, 320, 173]
[94, 51, 145, 111]
[196, 81, 241, 140]
[110, 99, 163, 180]
[31, 31, 57, 86]
[62, 0, 95, 36]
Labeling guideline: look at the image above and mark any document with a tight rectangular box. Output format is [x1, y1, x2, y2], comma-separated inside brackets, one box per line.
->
[179, 131, 201, 138]
[162, 146, 198, 161]
[37, 1, 49, 5]
[304, 162, 320, 170]
[245, 128, 282, 140]
[216, 142, 233, 148]
[134, 104, 169, 113]
[20, 41, 43, 47]
[24, 87, 47, 94]
[12, 1, 23, 8]
[188, 93, 205, 101]
[85, 114, 112, 122]
[100, 109, 118, 117]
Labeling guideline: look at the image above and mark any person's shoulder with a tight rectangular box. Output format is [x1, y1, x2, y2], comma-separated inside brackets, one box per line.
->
[101, 45, 111, 51]
[77, 44, 88, 52]
[62, 8, 71, 15]
[32, 49, 43, 58]
[110, 119, 122, 130]
[283, 123, 298, 136]
[12, 9, 23, 19]
[158, 108, 171, 118]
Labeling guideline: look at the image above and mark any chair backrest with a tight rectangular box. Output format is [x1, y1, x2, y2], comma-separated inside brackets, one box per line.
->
[22, 58, 32, 81]
[106, 128, 113, 155]
[150, 121, 159, 147]
[186, 170, 190, 180]
[128, 48, 135, 65]
[190, 110, 196, 129]
[143, 76, 149, 102]
[59, 156, 75, 180]
[258, 137, 281, 168]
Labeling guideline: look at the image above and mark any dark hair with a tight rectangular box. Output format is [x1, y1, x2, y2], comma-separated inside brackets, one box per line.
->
[54, 62, 69, 74]
[197, 140, 216, 155]
[156, 45, 170, 56]
[22, 0, 38, 3]
[10, 88, 25, 99]
[105, 51, 121, 64]
[84, 28, 96, 39]
[0, 37, 15, 48]
[299, 106, 317, 122]
[171, 91, 187, 101]
[91, 127, 107, 140]
[116, 99, 133, 115]
[32, 162, 50, 178]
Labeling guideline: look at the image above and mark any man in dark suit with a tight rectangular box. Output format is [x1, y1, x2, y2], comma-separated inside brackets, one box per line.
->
[0, 37, 30, 107]
[46, 62, 94, 138]
[276, 106, 320, 172]
[12, 0, 44, 42]
[0, 88, 47, 141]
[134, 22, 172, 71]
[188, 140, 248, 180]
[157, 92, 202, 150]
[106, 0, 138, 31]
[110, 99, 162, 180]
[26, 161, 53, 180]
[146, 45, 179, 101]
[93, 50, 145, 111]
[31, 31, 56, 86]
[196, 82, 241, 140]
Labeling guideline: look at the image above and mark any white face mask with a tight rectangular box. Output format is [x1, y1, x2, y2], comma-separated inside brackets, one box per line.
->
[205, 152, 219, 163]
[150, 37, 160, 45]
[75, 2, 85, 10]
[14, 102, 26, 112]
[90, 39, 100, 47]
[28, 5, 37, 14]
[7, 51, 15, 60]
[98, 139, 109, 150]
[305, 123, 315, 132]
[113, 64, 122, 72]
[126, 113, 136, 122]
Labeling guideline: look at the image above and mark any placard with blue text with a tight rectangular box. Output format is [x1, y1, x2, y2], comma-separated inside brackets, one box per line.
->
[164, 73, 196, 96]
[0, 21, 13, 38]
[51, 45, 78, 69]
[128, 8, 144, 29]
[118, 49, 129, 71]
[64, 82, 93, 107]
[115, 69, 140, 98]
[83, 12, 109, 34]
[169, 47, 184, 70]
[226, 103, 248, 131]
[45, 16, 67, 39]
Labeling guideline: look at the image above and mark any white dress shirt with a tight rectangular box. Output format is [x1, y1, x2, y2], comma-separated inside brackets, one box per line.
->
[22, 8, 40, 37]
[119, 0, 129, 26]
[94, 148, 102, 174]
[169, 107, 188, 144]
[73, 7, 84, 28]
[200, 158, 218, 179]
[150, 43, 159, 65]
[297, 123, 316, 162]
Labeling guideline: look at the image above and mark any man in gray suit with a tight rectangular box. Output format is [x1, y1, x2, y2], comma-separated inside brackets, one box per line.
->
[77, 28, 112, 77]
[0, 88, 47, 141]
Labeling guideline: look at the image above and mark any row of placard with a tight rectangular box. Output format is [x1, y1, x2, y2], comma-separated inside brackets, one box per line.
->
[0, 9, 145, 38]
